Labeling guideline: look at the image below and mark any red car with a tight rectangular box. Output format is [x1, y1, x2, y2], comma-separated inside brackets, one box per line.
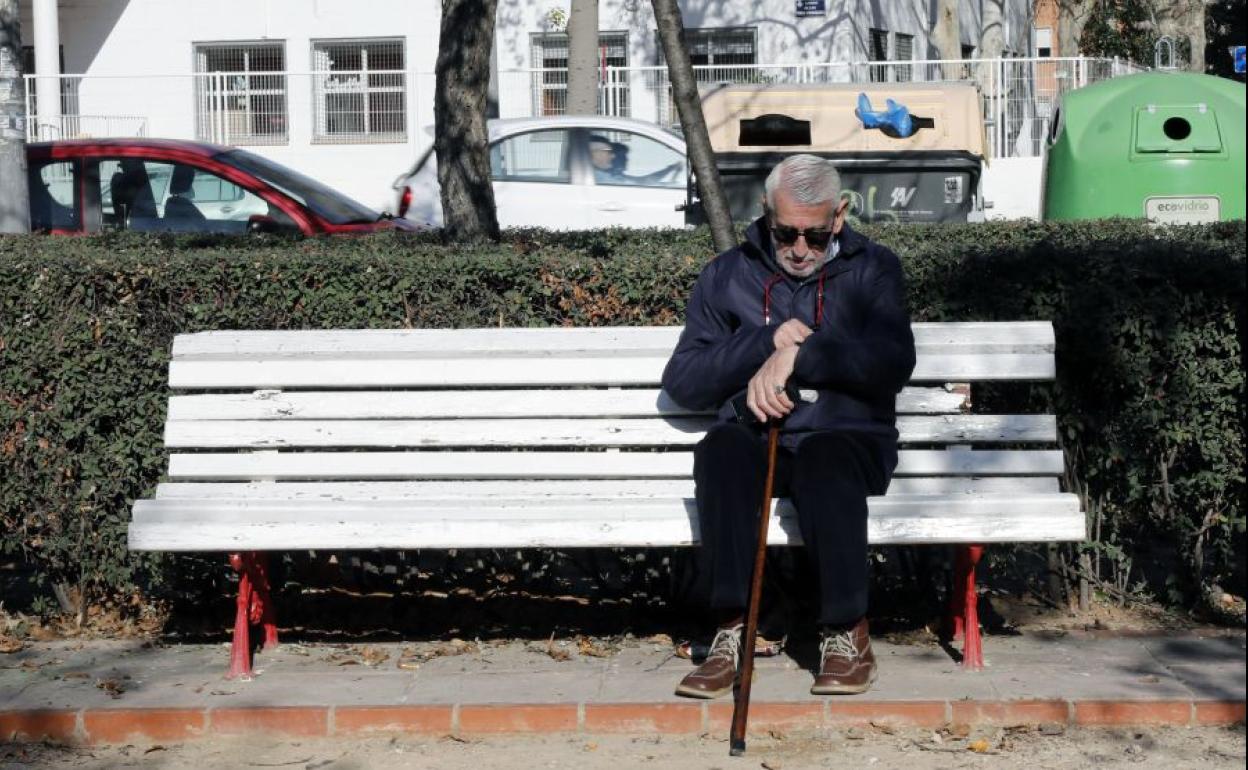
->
[26, 139, 416, 235]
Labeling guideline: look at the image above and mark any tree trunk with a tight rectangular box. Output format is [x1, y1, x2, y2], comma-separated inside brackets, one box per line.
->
[435, 0, 500, 242]
[1056, 0, 1093, 58]
[566, 0, 598, 115]
[652, 0, 735, 255]
[1157, 0, 1206, 73]
[930, 0, 964, 79]
[979, 0, 1006, 59]
[0, 0, 30, 233]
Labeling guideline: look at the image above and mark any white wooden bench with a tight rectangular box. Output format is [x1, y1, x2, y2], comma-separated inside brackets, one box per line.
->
[129, 323, 1085, 678]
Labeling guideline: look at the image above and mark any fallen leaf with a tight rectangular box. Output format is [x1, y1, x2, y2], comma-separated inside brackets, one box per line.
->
[325, 650, 362, 666]
[576, 635, 613, 658]
[968, 739, 991, 753]
[96, 678, 126, 698]
[360, 646, 390, 667]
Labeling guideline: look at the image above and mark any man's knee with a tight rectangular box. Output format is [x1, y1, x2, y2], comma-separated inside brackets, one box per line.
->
[794, 432, 886, 493]
[796, 432, 862, 463]
[695, 422, 764, 465]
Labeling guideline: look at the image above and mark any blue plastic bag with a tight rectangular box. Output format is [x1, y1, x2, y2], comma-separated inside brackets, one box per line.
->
[855, 93, 915, 138]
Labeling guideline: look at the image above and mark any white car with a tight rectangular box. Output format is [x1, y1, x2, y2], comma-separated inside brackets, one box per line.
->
[393, 116, 689, 229]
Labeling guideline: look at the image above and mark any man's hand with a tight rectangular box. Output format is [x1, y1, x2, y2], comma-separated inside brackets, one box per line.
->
[773, 319, 813, 350]
[746, 345, 800, 422]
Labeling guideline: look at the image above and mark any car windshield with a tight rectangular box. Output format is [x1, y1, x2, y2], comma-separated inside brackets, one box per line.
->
[219, 149, 381, 225]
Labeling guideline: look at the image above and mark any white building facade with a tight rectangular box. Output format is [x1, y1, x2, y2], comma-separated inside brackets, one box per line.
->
[19, 0, 1074, 215]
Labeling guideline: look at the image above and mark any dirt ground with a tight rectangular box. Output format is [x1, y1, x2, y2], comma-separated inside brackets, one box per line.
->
[2, 725, 1243, 770]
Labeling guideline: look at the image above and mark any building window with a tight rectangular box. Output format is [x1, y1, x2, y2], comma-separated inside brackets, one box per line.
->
[677, 27, 757, 68]
[311, 38, 406, 143]
[960, 44, 978, 78]
[868, 30, 916, 83]
[530, 31, 629, 116]
[868, 28, 890, 82]
[653, 27, 756, 125]
[193, 42, 287, 146]
[894, 33, 914, 82]
[1035, 28, 1053, 58]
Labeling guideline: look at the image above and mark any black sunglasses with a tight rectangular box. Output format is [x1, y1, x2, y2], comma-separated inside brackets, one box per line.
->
[769, 222, 835, 250]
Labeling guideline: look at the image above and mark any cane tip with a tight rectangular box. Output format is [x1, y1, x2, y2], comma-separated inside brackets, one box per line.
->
[729, 739, 746, 756]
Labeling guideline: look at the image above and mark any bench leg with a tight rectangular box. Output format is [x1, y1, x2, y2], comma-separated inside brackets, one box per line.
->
[948, 548, 967, 642]
[253, 553, 279, 650]
[225, 551, 279, 678]
[950, 544, 985, 671]
[227, 553, 255, 680]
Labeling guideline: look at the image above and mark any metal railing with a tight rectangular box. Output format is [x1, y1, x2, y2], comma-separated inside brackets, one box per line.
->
[22, 57, 1142, 158]
[22, 71, 413, 147]
[24, 112, 149, 141]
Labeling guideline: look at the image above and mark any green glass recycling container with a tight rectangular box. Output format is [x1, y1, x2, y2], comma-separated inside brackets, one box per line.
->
[1042, 72, 1245, 223]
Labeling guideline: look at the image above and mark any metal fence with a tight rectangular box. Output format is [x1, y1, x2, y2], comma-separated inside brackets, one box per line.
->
[23, 71, 413, 146]
[23, 56, 1142, 158]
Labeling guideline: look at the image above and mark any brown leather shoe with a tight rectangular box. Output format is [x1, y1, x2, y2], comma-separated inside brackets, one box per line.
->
[674, 625, 741, 699]
[811, 617, 877, 695]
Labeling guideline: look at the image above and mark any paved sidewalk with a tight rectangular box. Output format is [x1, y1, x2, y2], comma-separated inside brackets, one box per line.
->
[1, 630, 1243, 744]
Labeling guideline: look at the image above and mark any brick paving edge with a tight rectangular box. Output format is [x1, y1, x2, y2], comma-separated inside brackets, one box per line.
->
[0, 699, 1242, 745]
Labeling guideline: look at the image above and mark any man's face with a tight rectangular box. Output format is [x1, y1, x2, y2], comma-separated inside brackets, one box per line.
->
[590, 141, 614, 171]
[767, 187, 847, 279]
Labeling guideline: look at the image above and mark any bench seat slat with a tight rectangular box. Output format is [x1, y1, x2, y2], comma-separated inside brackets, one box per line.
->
[171, 323, 1056, 360]
[167, 448, 1067, 480]
[169, 354, 1055, 388]
[154, 477, 1060, 500]
[128, 493, 1085, 550]
[167, 386, 971, 421]
[165, 414, 1057, 448]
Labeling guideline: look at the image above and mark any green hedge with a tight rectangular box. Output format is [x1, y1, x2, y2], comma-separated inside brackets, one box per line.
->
[0, 221, 1243, 615]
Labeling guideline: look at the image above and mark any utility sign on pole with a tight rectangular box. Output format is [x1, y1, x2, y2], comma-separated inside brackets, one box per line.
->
[0, 0, 31, 233]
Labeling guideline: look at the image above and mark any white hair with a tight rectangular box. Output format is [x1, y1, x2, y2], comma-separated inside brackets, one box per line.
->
[763, 154, 842, 209]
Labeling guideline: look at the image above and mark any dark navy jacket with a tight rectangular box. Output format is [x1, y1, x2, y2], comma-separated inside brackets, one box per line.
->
[661, 218, 917, 450]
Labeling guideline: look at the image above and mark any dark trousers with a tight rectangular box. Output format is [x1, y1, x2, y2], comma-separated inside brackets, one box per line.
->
[693, 422, 892, 626]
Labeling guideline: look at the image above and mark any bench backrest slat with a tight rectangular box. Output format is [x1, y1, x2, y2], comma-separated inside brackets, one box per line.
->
[167, 386, 970, 421]
[171, 322, 1055, 359]
[165, 448, 1068, 481]
[169, 353, 1054, 388]
[154, 476, 1061, 500]
[163, 414, 1058, 449]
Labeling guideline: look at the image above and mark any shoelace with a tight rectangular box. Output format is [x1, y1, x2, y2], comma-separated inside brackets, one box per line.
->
[819, 630, 860, 662]
[707, 625, 743, 669]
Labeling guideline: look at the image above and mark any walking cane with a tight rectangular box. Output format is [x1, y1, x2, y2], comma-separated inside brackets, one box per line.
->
[729, 420, 781, 756]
